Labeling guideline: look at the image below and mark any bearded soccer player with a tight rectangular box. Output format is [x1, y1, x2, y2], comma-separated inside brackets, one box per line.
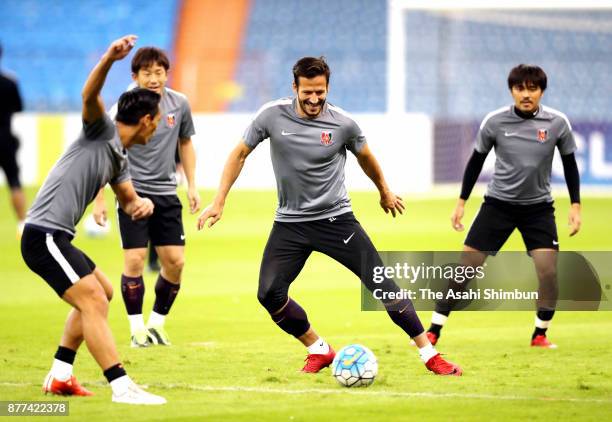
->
[198, 57, 462, 376]
[426, 64, 581, 349]
[21, 35, 165, 404]
[93, 46, 199, 347]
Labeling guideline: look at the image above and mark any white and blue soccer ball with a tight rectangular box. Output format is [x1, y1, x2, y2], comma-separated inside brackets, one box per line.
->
[83, 214, 111, 238]
[332, 344, 378, 387]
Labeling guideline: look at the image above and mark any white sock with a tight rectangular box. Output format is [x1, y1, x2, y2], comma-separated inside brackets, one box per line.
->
[128, 314, 145, 333]
[110, 375, 132, 396]
[148, 311, 165, 327]
[535, 316, 551, 329]
[50, 359, 72, 381]
[306, 337, 330, 354]
[418, 344, 438, 363]
[431, 312, 448, 326]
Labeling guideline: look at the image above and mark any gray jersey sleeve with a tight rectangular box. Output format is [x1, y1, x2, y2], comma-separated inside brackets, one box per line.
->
[83, 114, 116, 141]
[556, 118, 576, 155]
[344, 118, 367, 156]
[110, 157, 130, 185]
[243, 109, 270, 148]
[474, 117, 496, 154]
[179, 98, 196, 139]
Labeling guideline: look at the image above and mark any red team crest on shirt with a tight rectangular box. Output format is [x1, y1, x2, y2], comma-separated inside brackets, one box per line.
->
[166, 113, 176, 128]
[537, 129, 548, 142]
[321, 131, 333, 146]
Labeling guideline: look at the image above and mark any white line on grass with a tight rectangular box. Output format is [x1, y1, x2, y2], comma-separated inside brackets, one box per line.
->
[2, 382, 611, 404]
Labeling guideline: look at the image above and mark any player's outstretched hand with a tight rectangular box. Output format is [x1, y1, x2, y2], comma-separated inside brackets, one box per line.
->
[451, 200, 465, 231]
[379, 191, 404, 218]
[568, 203, 581, 236]
[106, 35, 138, 62]
[131, 197, 154, 220]
[187, 186, 201, 214]
[197, 203, 223, 230]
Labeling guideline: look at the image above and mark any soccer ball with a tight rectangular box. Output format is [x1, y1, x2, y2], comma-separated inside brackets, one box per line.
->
[83, 214, 111, 238]
[331, 344, 378, 387]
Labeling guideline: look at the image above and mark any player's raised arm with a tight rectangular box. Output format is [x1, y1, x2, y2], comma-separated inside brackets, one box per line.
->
[197, 141, 253, 230]
[356, 144, 404, 218]
[82, 35, 137, 123]
[111, 180, 154, 221]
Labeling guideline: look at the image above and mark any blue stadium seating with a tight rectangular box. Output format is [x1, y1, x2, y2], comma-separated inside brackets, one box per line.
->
[0, 0, 178, 111]
[228, 0, 387, 112]
[404, 11, 612, 120]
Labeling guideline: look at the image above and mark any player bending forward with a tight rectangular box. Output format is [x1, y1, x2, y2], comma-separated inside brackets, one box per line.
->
[21, 35, 166, 404]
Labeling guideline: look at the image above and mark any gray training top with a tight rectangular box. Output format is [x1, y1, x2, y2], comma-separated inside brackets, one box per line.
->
[475, 105, 576, 205]
[26, 115, 130, 236]
[243, 98, 367, 222]
[109, 87, 195, 195]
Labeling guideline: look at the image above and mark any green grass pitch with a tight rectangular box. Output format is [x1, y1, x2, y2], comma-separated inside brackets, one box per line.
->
[0, 188, 610, 421]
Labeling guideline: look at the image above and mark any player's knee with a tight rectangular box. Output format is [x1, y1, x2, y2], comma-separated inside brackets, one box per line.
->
[162, 255, 185, 274]
[124, 252, 146, 274]
[257, 284, 287, 314]
[537, 266, 557, 282]
[78, 282, 109, 314]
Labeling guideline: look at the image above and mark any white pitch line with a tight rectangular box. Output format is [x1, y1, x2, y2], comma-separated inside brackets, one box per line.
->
[2, 382, 611, 404]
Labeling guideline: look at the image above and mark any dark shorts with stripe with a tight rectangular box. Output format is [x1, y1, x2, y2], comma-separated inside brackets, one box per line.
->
[21, 225, 96, 297]
[465, 196, 559, 254]
[118, 192, 185, 249]
[257, 212, 400, 313]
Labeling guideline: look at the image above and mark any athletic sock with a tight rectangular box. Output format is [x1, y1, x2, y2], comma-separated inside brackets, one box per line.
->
[152, 274, 180, 316]
[148, 311, 166, 327]
[418, 343, 438, 363]
[306, 337, 330, 355]
[51, 346, 76, 381]
[121, 275, 145, 315]
[532, 309, 555, 339]
[128, 314, 146, 333]
[104, 363, 129, 395]
[428, 311, 449, 336]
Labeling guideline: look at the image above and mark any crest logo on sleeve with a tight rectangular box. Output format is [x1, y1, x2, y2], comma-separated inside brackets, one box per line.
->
[166, 113, 176, 128]
[320, 131, 333, 146]
[537, 129, 548, 142]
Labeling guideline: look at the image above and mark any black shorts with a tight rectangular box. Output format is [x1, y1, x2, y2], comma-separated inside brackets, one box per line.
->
[118, 193, 184, 249]
[0, 136, 21, 189]
[21, 225, 96, 297]
[257, 212, 400, 313]
[465, 196, 559, 253]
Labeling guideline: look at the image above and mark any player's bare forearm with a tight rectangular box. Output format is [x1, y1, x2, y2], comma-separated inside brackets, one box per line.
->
[213, 141, 252, 206]
[356, 145, 390, 195]
[179, 138, 197, 188]
[82, 35, 137, 123]
[111, 180, 138, 214]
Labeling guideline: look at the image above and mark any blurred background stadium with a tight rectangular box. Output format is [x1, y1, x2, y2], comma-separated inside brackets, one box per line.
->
[2, 0, 611, 194]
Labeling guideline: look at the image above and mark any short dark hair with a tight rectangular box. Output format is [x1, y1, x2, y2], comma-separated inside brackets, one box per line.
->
[293, 56, 331, 86]
[115, 88, 161, 125]
[507, 64, 547, 91]
[131, 47, 170, 74]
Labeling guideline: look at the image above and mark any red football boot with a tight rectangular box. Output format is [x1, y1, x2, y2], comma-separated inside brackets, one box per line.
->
[425, 354, 462, 376]
[531, 334, 557, 349]
[426, 331, 439, 346]
[301, 347, 336, 373]
[43, 373, 94, 396]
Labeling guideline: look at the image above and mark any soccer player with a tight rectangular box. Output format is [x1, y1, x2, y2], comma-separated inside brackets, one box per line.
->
[20, 35, 166, 404]
[198, 57, 462, 376]
[93, 46, 199, 347]
[426, 64, 581, 348]
[0, 43, 27, 236]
